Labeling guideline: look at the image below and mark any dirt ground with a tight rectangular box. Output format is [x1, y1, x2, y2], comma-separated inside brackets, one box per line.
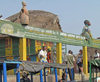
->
[2, 73, 90, 82]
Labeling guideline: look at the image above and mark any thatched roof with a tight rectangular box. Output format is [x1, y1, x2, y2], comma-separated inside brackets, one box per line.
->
[7, 10, 62, 32]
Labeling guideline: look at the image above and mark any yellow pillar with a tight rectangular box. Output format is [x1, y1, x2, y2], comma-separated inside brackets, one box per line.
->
[5, 38, 13, 59]
[5, 37, 14, 75]
[56, 43, 62, 77]
[83, 46, 88, 74]
[19, 38, 27, 61]
[35, 40, 40, 62]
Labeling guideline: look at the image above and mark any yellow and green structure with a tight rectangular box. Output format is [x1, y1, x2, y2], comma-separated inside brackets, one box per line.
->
[0, 20, 100, 76]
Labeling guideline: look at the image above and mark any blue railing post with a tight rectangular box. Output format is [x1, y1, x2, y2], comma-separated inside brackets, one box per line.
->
[71, 68, 74, 80]
[3, 63, 7, 82]
[44, 68, 46, 82]
[0, 71, 2, 82]
[16, 64, 20, 82]
[54, 68, 58, 82]
[40, 70, 43, 82]
[65, 68, 67, 80]
[31, 73, 33, 82]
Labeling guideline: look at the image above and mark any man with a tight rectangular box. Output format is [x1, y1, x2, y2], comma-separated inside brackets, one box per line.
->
[94, 50, 100, 59]
[47, 49, 51, 63]
[81, 20, 92, 40]
[38, 46, 47, 63]
[64, 50, 75, 81]
[20, 72, 30, 82]
[38, 46, 48, 75]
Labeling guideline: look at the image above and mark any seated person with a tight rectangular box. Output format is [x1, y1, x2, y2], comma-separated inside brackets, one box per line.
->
[81, 20, 92, 41]
[20, 72, 30, 82]
[94, 50, 100, 59]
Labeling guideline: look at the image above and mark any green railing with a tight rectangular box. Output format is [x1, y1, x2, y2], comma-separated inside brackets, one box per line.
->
[89, 60, 100, 82]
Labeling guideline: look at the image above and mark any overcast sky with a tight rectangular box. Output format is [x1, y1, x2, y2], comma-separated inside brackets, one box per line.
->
[0, 0, 100, 54]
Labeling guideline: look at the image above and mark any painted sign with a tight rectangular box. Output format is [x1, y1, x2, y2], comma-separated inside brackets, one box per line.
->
[0, 20, 100, 48]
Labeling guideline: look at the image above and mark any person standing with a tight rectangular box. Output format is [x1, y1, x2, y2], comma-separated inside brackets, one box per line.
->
[47, 49, 51, 63]
[94, 50, 100, 59]
[38, 46, 47, 63]
[38, 46, 48, 75]
[64, 50, 75, 81]
[77, 49, 85, 81]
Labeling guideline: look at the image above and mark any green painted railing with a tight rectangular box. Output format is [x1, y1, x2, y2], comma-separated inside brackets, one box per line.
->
[0, 20, 100, 48]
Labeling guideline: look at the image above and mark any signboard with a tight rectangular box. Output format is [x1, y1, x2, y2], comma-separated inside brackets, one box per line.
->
[0, 20, 100, 48]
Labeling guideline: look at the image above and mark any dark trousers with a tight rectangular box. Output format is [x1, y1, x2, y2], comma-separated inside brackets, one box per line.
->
[68, 68, 74, 81]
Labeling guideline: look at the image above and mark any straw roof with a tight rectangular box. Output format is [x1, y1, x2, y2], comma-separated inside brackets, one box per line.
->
[7, 10, 62, 32]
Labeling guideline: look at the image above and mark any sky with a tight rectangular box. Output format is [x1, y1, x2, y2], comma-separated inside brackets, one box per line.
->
[0, 0, 100, 54]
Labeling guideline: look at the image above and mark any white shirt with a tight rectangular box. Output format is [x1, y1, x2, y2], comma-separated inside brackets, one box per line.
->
[38, 49, 47, 62]
[94, 52, 100, 59]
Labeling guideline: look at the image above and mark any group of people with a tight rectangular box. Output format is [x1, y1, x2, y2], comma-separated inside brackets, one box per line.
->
[63, 49, 84, 81]
[63, 49, 100, 81]
[37, 46, 85, 81]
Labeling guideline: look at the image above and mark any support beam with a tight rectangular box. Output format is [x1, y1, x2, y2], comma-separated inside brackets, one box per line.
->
[65, 44, 67, 54]
[40, 70, 43, 82]
[5, 38, 13, 60]
[31, 73, 33, 82]
[0, 71, 2, 82]
[65, 69, 67, 80]
[35, 40, 39, 62]
[3, 63, 7, 82]
[83, 46, 88, 74]
[56, 43, 62, 76]
[19, 38, 27, 61]
[44, 68, 46, 82]
[5, 38, 14, 75]
[16, 64, 20, 82]
[89, 62, 91, 82]
[55, 68, 58, 82]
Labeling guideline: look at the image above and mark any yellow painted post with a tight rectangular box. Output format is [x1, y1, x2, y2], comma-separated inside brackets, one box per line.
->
[5, 37, 14, 75]
[56, 43, 62, 77]
[35, 40, 40, 62]
[5, 38, 13, 59]
[19, 38, 27, 61]
[83, 46, 88, 74]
